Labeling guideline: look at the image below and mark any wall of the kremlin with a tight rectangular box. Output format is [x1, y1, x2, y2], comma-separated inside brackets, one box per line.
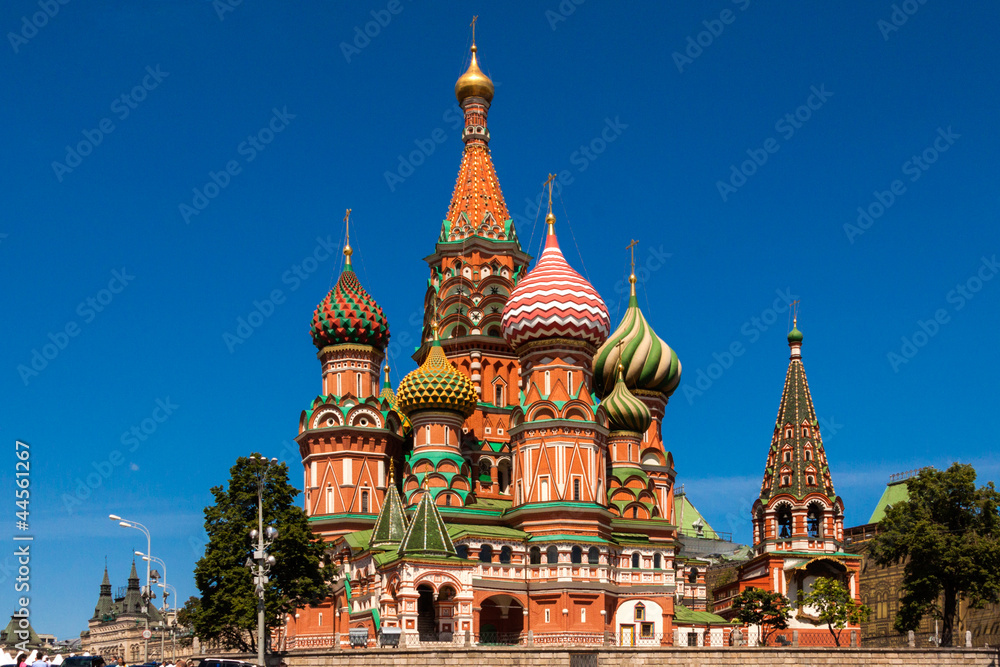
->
[277, 646, 999, 667]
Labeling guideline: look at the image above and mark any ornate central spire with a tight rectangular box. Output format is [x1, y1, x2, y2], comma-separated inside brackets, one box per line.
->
[442, 28, 512, 243]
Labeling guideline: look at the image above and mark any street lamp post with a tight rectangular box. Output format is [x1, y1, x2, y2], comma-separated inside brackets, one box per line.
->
[110, 515, 153, 662]
[137, 551, 169, 663]
[247, 455, 279, 667]
[158, 583, 179, 663]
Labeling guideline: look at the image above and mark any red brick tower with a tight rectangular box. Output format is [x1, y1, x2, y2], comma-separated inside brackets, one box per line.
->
[413, 40, 532, 504]
[297, 218, 405, 539]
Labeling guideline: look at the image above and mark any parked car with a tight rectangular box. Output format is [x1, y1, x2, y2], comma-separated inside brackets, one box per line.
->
[188, 658, 256, 667]
[62, 658, 106, 667]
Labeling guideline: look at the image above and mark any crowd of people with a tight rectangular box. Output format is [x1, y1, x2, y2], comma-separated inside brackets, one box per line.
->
[5, 652, 194, 667]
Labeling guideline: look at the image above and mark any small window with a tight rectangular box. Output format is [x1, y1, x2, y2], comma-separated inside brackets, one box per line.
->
[785, 428, 793, 438]
[498, 427, 504, 435]
[581, 607, 586, 623]
[631, 552, 640, 569]
[356, 372, 362, 396]
[479, 544, 493, 563]
[545, 609, 550, 623]
[529, 546, 541, 564]
[688, 567, 699, 584]
[500, 546, 512, 564]
[318, 612, 323, 626]
[783, 450, 791, 462]
[567, 371, 574, 396]
[573, 478, 581, 501]
[495, 384, 504, 406]
[571, 546, 582, 564]
[485, 426, 491, 434]
[632, 506, 639, 519]
[634, 603, 645, 621]
[425, 425, 431, 445]
[544, 370, 551, 395]
[360, 490, 369, 514]
[444, 494, 452, 507]
[653, 553, 662, 570]
[456, 544, 469, 559]
[807, 475, 816, 485]
[781, 475, 790, 486]
[546, 546, 559, 564]
[587, 547, 599, 565]
[641, 623, 654, 639]
[805, 449, 812, 461]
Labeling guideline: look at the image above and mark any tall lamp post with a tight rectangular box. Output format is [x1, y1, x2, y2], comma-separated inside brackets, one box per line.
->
[138, 552, 169, 662]
[158, 583, 179, 663]
[110, 515, 153, 662]
[246, 455, 279, 667]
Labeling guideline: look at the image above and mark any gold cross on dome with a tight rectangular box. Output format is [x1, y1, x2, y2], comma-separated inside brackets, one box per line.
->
[542, 173, 556, 213]
[626, 239, 639, 275]
[470, 15, 478, 45]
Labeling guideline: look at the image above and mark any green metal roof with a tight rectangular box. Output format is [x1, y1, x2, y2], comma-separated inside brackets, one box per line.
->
[675, 492, 720, 539]
[526, 534, 609, 544]
[673, 604, 735, 626]
[398, 489, 457, 557]
[869, 480, 910, 524]
[449, 524, 528, 541]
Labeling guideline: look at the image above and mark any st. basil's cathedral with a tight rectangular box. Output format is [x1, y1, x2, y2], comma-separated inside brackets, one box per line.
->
[284, 36, 862, 648]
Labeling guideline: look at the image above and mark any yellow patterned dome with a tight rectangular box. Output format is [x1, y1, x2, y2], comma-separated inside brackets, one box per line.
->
[396, 336, 478, 418]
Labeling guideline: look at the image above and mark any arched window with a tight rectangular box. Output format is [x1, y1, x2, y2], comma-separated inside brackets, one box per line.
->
[807, 504, 823, 538]
[631, 552, 641, 569]
[777, 505, 793, 538]
[571, 546, 582, 564]
[631, 506, 639, 519]
[499, 546, 512, 564]
[479, 459, 492, 483]
[546, 545, 559, 564]
[653, 553, 662, 570]
[783, 450, 792, 463]
[444, 493, 452, 506]
[587, 547, 600, 565]
[360, 490, 369, 514]
[807, 475, 816, 485]
[688, 567, 699, 584]
[456, 544, 469, 559]
[487, 326, 501, 338]
[479, 544, 493, 563]
[529, 546, 541, 564]
[805, 449, 813, 461]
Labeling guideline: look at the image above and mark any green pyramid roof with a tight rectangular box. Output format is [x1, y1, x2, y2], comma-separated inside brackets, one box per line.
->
[398, 487, 456, 557]
[92, 565, 114, 620]
[370, 475, 408, 549]
[869, 479, 911, 524]
[1, 613, 41, 646]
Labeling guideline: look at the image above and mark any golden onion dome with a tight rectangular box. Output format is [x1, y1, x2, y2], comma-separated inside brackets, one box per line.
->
[396, 334, 478, 418]
[455, 45, 494, 104]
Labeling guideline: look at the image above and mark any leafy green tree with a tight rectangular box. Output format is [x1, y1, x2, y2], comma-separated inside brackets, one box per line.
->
[731, 587, 790, 646]
[175, 596, 201, 647]
[868, 463, 1000, 647]
[192, 455, 335, 652]
[801, 577, 871, 646]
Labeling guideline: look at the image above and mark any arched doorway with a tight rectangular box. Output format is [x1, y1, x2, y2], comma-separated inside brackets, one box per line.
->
[479, 595, 524, 644]
[417, 584, 437, 640]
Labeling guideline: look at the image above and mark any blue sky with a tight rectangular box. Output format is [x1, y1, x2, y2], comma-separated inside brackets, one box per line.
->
[2, 1, 998, 641]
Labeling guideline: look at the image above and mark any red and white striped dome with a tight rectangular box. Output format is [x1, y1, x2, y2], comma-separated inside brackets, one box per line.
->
[501, 221, 610, 349]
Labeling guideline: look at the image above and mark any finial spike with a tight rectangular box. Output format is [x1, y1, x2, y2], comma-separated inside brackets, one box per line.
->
[543, 173, 557, 235]
[626, 239, 639, 295]
[388, 459, 395, 485]
[343, 208, 353, 262]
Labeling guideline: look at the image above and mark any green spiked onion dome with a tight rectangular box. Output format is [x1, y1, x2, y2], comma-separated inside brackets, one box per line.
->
[603, 364, 653, 435]
[592, 276, 681, 399]
[396, 328, 478, 418]
[311, 249, 389, 350]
